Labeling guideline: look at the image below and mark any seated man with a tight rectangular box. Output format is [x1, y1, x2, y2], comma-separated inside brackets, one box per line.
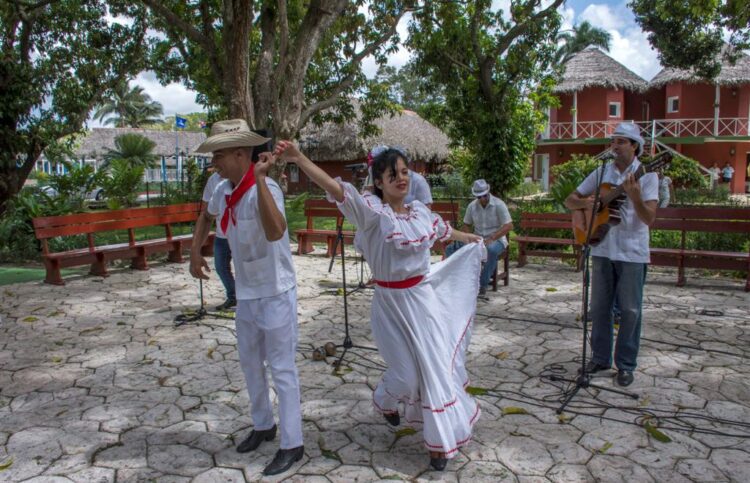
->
[446, 179, 513, 295]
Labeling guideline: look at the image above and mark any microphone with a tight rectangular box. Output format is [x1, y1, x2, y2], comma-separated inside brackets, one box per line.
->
[599, 150, 615, 161]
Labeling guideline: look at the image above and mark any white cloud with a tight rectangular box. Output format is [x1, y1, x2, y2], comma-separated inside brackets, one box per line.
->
[579, 4, 626, 31]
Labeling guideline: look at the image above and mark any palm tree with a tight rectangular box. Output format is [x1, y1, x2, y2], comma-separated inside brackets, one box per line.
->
[94, 82, 164, 127]
[101, 133, 158, 170]
[555, 21, 612, 65]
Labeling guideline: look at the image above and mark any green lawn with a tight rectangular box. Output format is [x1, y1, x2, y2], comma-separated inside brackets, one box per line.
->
[0, 266, 88, 285]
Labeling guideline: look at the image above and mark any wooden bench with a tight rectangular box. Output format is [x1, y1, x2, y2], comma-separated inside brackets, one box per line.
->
[294, 199, 355, 257]
[432, 200, 461, 255]
[434, 200, 510, 290]
[32, 203, 214, 285]
[515, 212, 582, 270]
[649, 207, 750, 291]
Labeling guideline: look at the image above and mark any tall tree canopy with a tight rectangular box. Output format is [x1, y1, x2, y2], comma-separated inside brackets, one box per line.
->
[140, 0, 412, 140]
[630, 0, 750, 78]
[94, 81, 164, 127]
[555, 20, 611, 65]
[0, 0, 147, 216]
[408, 0, 564, 195]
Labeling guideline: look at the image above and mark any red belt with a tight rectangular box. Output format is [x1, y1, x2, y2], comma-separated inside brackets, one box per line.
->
[373, 275, 424, 289]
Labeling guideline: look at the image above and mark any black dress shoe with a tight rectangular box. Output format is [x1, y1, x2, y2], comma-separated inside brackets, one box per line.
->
[616, 370, 634, 387]
[236, 425, 276, 453]
[215, 298, 237, 311]
[383, 412, 400, 427]
[579, 360, 611, 377]
[263, 446, 304, 476]
[430, 456, 448, 471]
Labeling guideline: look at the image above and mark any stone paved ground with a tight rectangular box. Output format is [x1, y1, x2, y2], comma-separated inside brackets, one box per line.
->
[1, 250, 749, 482]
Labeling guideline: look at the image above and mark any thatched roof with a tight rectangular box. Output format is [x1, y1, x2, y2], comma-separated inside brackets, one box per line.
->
[554, 47, 649, 93]
[75, 128, 207, 158]
[298, 106, 450, 163]
[649, 47, 750, 87]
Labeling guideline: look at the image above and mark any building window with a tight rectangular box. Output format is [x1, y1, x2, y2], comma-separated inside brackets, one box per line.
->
[667, 96, 679, 113]
[608, 102, 621, 118]
[289, 163, 300, 183]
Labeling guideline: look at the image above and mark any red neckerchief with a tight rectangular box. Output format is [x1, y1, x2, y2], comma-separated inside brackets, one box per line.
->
[220, 165, 255, 233]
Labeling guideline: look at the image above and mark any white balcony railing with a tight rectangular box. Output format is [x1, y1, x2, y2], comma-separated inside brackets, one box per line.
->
[543, 118, 750, 140]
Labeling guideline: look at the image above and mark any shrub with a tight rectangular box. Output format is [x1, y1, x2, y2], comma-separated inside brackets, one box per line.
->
[549, 154, 600, 210]
[102, 159, 145, 209]
[664, 155, 707, 189]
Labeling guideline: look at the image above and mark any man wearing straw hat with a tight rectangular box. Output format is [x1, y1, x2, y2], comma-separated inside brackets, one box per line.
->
[189, 119, 304, 476]
[564, 122, 658, 388]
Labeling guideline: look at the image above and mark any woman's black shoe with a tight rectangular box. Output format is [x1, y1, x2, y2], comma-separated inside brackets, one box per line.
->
[430, 456, 448, 471]
[383, 412, 400, 426]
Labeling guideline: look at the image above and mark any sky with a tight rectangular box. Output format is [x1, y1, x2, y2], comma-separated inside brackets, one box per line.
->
[89, 0, 662, 128]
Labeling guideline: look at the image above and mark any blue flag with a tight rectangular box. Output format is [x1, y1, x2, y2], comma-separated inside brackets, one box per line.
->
[175, 116, 187, 129]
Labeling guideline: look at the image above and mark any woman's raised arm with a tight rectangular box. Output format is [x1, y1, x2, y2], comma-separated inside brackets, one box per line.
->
[274, 141, 344, 202]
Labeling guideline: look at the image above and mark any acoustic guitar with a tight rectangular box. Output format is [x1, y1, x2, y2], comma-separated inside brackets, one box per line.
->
[572, 151, 672, 246]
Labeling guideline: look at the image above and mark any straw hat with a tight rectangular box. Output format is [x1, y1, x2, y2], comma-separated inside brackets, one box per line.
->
[611, 122, 644, 157]
[194, 119, 271, 153]
[471, 179, 490, 197]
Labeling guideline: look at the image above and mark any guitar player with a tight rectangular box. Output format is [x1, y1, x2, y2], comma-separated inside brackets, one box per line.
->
[564, 122, 658, 387]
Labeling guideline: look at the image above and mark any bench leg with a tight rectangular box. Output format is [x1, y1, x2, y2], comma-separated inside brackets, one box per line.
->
[90, 253, 108, 278]
[44, 259, 65, 285]
[574, 246, 583, 272]
[297, 236, 313, 255]
[517, 243, 527, 267]
[503, 251, 510, 286]
[131, 247, 149, 271]
[677, 257, 686, 287]
[168, 241, 184, 263]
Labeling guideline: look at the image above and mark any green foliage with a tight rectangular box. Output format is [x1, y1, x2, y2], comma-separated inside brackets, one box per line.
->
[0, 188, 73, 261]
[555, 21, 612, 65]
[160, 159, 209, 205]
[93, 81, 164, 127]
[664, 155, 707, 189]
[673, 186, 738, 206]
[0, 0, 148, 216]
[508, 180, 543, 198]
[103, 134, 158, 170]
[549, 154, 600, 209]
[102, 160, 145, 209]
[44, 161, 107, 212]
[630, 0, 749, 78]
[408, 0, 564, 196]
[375, 62, 447, 126]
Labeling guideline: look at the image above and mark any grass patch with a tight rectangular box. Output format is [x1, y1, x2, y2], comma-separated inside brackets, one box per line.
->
[0, 266, 88, 286]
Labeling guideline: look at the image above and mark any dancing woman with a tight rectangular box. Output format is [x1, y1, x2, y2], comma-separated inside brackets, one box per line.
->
[275, 141, 485, 471]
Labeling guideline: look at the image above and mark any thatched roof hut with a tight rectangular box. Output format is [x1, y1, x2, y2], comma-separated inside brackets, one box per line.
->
[298, 106, 450, 164]
[75, 128, 207, 159]
[554, 47, 649, 93]
[649, 47, 750, 87]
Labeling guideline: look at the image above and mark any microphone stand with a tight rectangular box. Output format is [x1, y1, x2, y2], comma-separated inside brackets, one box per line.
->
[174, 278, 234, 326]
[552, 155, 638, 413]
[327, 219, 377, 367]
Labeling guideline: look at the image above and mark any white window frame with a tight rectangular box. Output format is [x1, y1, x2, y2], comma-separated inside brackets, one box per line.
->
[288, 163, 300, 183]
[608, 102, 621, 118]
[667, 96, 680, 113]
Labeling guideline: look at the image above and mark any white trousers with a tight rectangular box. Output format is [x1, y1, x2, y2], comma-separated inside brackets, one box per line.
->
[235, 288, 303, 449]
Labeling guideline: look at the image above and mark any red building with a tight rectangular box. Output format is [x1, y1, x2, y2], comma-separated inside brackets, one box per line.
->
[536, 47, 750, 194]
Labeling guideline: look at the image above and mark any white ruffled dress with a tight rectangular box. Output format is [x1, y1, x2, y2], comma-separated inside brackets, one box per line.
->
[329, 180, 483, 457]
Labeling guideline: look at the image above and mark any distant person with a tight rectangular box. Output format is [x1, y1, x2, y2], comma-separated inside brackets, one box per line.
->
[722, 161, 735, 185]
[202, 170, 236, 310]
[445, 179, 513, 297]
[404, 168, 433, 207]
[657, 172, 674, 208]
[708, 162, 721, 190]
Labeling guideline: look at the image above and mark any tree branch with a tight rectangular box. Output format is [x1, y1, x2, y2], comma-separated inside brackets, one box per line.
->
[492, 0, 564, 59]
[141, 0, 214, 53]
[275, 0, 290, 78]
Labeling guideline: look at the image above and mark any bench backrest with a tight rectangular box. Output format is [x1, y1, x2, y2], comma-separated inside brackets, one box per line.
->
[652, 207, 750, 234]
[432, 201, 460, 225]
[303, 199, 344, 229]
[520, 212, 572, 230]
[32, 203, 202, 254]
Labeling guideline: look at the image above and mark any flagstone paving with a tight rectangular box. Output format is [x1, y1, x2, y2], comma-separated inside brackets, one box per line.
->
[1, 251, 749, 482]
